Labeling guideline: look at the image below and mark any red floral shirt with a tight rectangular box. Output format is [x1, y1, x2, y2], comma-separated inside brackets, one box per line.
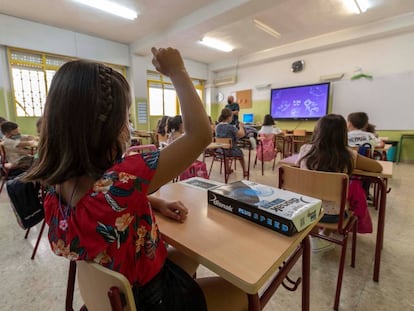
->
[44, 151, 167, 286]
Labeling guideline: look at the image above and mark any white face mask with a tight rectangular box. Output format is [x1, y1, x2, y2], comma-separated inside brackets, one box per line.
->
[11, 134, 21, 140]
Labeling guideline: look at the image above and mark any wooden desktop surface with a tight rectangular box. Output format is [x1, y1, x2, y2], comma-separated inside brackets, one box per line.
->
[152, 182, 318, 294]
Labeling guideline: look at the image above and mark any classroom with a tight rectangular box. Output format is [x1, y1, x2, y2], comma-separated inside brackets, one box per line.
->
[0, 1, 413, 310]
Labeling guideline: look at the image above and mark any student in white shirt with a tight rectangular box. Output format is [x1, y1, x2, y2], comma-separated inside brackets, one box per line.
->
[347, 112, 384, 150]
[258, 114, 282, 135]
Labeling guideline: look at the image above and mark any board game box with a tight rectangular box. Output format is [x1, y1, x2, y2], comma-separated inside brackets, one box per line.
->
[207, 180, 322, 236]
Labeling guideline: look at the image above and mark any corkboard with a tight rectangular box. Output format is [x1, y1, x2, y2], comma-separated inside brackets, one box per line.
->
[236, 89, 252, 108]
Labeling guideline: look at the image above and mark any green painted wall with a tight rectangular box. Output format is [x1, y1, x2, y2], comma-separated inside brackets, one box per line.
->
[210, 98, 414, 161]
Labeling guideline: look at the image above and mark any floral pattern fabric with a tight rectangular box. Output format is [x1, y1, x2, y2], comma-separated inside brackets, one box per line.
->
[44, 151, 167, 286]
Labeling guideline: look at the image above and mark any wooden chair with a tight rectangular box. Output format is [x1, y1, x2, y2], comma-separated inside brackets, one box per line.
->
[77, 261, 137, 311]
[292, 129, 307, 153]
[209, 137, 248, 183]
[3, 144, 46, 259]
[278, 165, 357, 311]
[254, 134, 280, 175]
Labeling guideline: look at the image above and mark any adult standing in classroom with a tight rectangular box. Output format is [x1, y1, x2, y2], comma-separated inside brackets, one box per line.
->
[225, 95, 240, 127]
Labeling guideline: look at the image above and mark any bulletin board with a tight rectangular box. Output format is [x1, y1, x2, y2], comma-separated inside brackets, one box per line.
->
[236, 89, 252, 109]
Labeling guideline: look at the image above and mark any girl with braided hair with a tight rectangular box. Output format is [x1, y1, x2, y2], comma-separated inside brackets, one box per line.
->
[25, 48, 247, 311]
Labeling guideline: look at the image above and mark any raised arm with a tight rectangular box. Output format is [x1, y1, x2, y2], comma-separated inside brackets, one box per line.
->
[236, 122, 245, 138]
[148, 48, 212, 193]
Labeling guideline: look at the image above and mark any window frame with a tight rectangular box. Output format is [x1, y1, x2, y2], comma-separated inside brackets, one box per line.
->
[7, 47, 126, 118]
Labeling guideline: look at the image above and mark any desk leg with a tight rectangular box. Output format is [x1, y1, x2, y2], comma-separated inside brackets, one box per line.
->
[223, 153, 229, 184]
[66, 261, 77, 311]
[373, 177, 387, 282]
[247, 294, 260, 311]
[247, 146, 251, 180]
[302, 236, 310, 311]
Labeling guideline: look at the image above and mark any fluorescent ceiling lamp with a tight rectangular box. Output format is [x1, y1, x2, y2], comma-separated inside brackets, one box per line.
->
[345, 0, 368, 14]
[253, 19, 281, 39]
[72, 0, 138, 20]
[199, 37, 233, 52]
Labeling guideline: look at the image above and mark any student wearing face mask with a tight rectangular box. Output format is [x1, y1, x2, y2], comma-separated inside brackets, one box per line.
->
[1, 121, 37, 176]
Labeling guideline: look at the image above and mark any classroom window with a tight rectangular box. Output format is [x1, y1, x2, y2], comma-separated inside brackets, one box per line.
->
[147, 70, 204, 117]
[8, 47, 126, 117]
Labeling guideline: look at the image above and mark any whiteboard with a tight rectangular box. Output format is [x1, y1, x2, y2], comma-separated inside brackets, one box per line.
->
[331, 71, 414, 130]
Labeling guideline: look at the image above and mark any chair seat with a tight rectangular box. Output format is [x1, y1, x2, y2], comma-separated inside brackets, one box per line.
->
[318, 211, 355, 233]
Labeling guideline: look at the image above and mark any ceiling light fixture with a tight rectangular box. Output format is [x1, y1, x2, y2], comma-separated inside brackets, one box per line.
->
[199, 37, 233, 52]
[346, 0, 368, 14]
[253, 19, 281, 39]
[72, 0, 138, 20]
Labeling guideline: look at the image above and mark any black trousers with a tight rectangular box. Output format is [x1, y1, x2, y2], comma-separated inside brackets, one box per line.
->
[133, 259, 207, 311]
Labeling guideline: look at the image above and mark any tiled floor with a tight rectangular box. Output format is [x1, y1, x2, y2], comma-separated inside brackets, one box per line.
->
[1, 152, 413, 310]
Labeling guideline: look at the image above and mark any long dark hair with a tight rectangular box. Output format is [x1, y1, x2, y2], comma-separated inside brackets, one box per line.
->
[218, 108, 232, 123]
[24, 60, 131, 185]
[263, 114, 275, 126]
[299, 114, 353, 174]
[167, 115, 182, 133]
[156, 116, 169, 136]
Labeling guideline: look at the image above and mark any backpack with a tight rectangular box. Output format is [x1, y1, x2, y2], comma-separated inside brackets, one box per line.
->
[6, 174, 44, 229]
[357, 143, 372, 157]
[257, 134, 276, 161]
[179, 160, 209, 181]
[348, 179, 373, 234]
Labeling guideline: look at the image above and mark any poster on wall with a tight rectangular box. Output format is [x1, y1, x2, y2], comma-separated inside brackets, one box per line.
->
[236, 89, 252, 109]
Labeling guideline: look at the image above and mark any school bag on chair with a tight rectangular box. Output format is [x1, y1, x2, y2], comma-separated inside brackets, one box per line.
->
[257, 134, 276, 162]
[179, 160, 209, 181]
[6, 173, 44, 229]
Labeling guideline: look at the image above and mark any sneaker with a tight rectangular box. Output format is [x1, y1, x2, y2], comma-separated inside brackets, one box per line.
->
[310, 237, 335, 253]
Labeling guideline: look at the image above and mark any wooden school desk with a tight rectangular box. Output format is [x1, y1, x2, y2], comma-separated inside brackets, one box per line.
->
[278, 156, 394, 282]
[152, 182, 322, 311]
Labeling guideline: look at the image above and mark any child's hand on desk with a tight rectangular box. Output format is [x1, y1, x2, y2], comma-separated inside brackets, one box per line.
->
[149, 196, 189, 223]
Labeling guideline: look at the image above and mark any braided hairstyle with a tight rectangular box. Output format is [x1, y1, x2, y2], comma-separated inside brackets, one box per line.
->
[25, 60, 131, 185]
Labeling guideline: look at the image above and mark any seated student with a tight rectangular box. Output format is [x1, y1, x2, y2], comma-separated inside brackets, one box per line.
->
[0, 116, 7, 140]
[1, 121, 37, 176]
[155, 115, 169, 148]
[296, 114, 382, 251]
[215, 108, 248, 178]
[258, 114, 282, 135]
[24, 48, 246, 311]
[166, 115, 184, 145]
[347, 112, 384, 152]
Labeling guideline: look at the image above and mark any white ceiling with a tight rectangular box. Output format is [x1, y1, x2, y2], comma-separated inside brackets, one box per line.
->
[1, 0, 414, 67]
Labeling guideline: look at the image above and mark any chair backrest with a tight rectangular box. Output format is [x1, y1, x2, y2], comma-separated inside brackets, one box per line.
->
[77, 261, 137, 311]
[278, 165, 349, 231]
[292, 129, 306, 136]
[214, 137, 233, 148]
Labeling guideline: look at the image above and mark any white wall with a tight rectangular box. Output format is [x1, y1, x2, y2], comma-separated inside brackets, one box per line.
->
[0, 13, 209, 120]
[215, 31, 414, 101]
[0, 14, 130, 65]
